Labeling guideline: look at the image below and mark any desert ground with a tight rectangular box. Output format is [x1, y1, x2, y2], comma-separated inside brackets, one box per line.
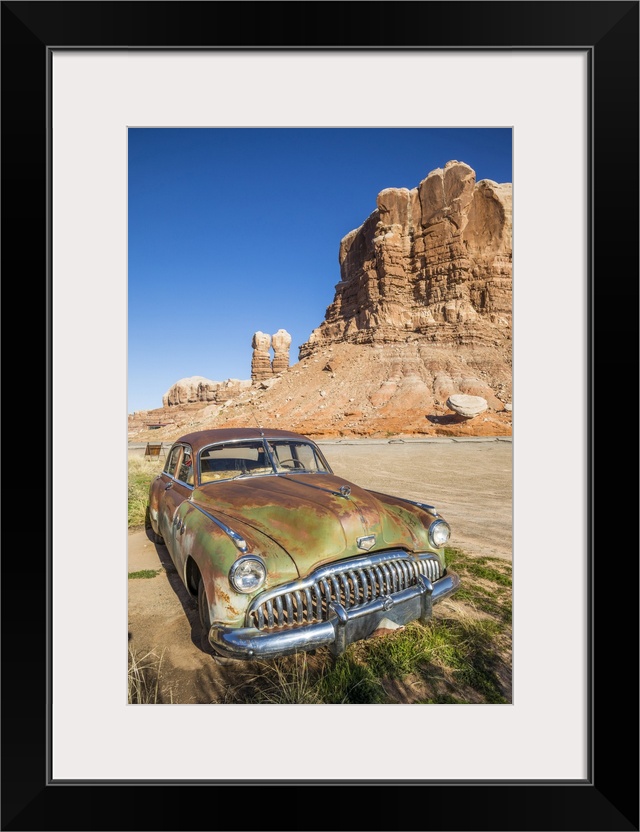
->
[127, 437, 512, 704]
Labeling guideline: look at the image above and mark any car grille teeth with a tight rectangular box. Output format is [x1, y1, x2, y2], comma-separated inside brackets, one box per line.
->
[249, 554, 441, 631]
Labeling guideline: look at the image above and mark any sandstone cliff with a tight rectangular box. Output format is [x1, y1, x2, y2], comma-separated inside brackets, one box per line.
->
[300, 160, 511, 355]
[162, 376, 251, 407]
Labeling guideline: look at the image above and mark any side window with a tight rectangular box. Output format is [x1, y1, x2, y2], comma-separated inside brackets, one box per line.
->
[177, 446, 194, 485]
[164, 446, 181, 477]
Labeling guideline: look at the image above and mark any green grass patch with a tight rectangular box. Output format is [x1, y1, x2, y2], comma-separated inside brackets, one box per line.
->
[128, 457, 164, 529]
[455, 583, 511, 623]
[316, 653, 388, 703]
[419, 694, 465, 704]
[439, 617, 508, 703]
[128, 569, 161, 580]
[225, 652, 388, 704]
[446, 548, 512, 587]
[358, 621, 455, 680]
[462, 562, 512, 587]
[348, 615, 508, 703]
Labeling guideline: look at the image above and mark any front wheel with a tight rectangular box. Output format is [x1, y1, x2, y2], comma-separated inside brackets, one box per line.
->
[197, 576, 237, 666]
[197, 576, 211, 635]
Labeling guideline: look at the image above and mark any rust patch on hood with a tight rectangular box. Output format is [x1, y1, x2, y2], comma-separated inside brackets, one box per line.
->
[192, 473, 424, 575]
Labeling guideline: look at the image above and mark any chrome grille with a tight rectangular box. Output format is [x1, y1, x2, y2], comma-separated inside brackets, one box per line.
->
[248, 552, 442, 631]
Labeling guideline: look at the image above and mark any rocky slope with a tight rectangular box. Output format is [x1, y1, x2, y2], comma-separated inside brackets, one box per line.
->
[128, 340, 512, 443]
[129, 161, 512, 443]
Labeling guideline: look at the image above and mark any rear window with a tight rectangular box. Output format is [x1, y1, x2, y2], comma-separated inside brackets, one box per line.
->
[164, 445, 181, 477]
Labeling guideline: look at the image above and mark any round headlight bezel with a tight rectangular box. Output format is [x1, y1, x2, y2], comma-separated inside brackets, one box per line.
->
[428, 518, 451, 549]
[229, 556, 267, 594]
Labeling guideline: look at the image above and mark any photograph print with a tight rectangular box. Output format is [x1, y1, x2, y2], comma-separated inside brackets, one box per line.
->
[127, 127, 513, 706]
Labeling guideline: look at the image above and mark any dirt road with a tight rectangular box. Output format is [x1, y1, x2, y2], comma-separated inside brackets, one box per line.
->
[128, 437, 512, 703]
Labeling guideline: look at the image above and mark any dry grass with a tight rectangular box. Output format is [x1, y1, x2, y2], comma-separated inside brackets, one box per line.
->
[127, 644, 173, 704]
[223, 652, 324, 704]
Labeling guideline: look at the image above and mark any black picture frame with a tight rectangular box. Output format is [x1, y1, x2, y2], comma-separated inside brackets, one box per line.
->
[2, 2, 638, 830]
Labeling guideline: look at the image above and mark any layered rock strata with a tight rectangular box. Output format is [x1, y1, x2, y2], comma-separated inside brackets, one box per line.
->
[251, 331, 273, 382]
[300, 161, 512, 356]
[162, 376, 250, 407]
[251, 329, 292, 381]
[272, 329, 292, 374]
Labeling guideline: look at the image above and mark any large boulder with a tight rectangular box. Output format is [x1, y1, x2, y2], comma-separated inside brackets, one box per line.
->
[446, 394, 489, 419]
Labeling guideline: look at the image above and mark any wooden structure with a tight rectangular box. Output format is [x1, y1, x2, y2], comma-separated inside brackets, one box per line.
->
[144, 442, 167, 460]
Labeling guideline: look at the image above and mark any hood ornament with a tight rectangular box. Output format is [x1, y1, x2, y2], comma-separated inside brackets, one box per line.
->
[357, 534, 376, 551]
[339, 485, 351, 498]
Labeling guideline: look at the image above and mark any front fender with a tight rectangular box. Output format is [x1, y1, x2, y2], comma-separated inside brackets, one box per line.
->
[176, 501, 300, 627]
[366, 490, 446, 565]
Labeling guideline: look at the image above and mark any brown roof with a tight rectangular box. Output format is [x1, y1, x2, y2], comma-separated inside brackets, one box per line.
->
[175, 427, 310, 454]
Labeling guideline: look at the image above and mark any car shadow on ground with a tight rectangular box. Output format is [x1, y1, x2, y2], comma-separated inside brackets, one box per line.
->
[144, 527, 220, 660]
[142, 529, 287, 701]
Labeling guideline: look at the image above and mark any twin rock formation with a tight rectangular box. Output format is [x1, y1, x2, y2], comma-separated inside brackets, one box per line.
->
[251, 329, 292, 381]
[162, 329, 291, 407]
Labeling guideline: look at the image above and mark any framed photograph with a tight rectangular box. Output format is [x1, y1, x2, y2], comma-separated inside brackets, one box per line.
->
[2, 2, 637, 830]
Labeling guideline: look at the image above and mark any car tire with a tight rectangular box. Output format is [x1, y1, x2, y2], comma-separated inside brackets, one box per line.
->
[197, 577, 239, 667]
[151, 529, 164, 545]
[197, 576, 211, 634]
[145, 504, 164, 545]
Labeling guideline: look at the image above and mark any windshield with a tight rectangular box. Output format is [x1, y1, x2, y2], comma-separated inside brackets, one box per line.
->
[198, 439, 331, 483]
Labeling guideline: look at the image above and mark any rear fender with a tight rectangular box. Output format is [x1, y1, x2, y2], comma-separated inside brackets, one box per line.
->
[147, 475, 163, 531]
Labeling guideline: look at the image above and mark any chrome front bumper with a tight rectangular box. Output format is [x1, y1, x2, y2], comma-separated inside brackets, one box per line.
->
[209, 571, 460, 660]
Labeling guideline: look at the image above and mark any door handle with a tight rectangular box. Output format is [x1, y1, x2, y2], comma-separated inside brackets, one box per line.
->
[164, 482, 173, 491]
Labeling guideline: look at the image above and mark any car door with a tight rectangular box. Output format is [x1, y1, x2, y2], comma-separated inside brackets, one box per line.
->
[157, 444, 194, 563]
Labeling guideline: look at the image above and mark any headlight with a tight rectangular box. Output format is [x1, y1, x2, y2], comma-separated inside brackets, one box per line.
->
[229, 556, 267, 593]
[428, 519, 451, 549]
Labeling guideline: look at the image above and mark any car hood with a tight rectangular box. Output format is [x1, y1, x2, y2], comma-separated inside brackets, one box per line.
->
[191, 473, 431, 576]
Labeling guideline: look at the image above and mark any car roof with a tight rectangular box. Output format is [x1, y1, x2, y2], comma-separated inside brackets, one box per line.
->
[174, 427, 313, 454]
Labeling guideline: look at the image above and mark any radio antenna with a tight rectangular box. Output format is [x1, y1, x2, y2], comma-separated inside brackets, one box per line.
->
[249, 402, 265, 438]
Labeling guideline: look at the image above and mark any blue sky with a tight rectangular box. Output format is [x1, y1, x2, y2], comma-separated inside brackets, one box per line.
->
[128, 128, 512, 414]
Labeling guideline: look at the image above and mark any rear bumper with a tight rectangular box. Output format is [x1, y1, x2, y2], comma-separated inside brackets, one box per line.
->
[209, 571, 460, 660]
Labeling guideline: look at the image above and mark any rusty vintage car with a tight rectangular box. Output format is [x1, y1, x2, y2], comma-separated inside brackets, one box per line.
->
[147, 428, 460, 662]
